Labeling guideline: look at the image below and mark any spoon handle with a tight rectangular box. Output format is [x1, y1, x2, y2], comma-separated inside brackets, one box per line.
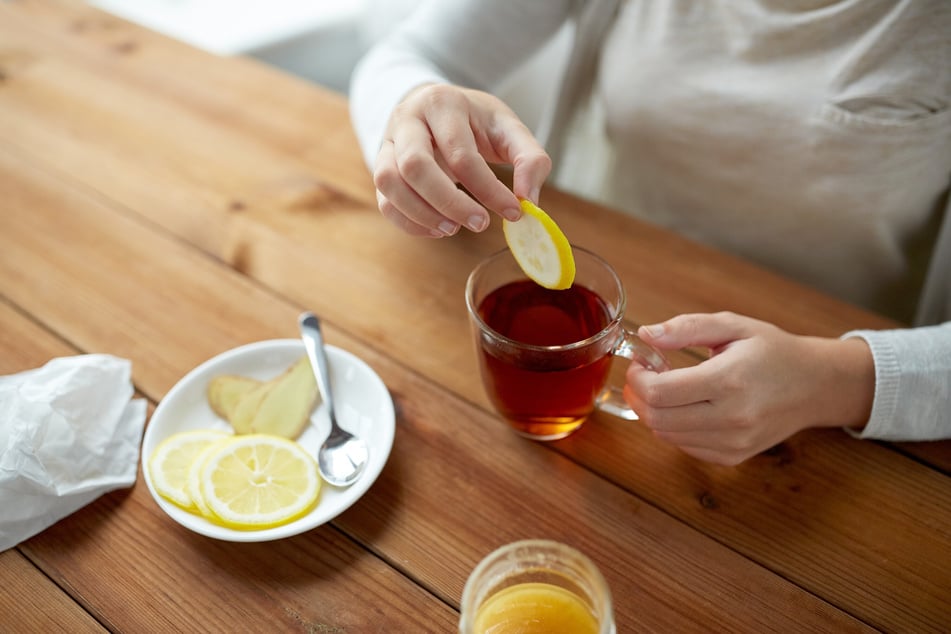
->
[299, 312, 336, 421]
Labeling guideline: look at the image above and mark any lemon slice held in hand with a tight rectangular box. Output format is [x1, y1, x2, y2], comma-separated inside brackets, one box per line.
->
[503, 199, 575, 290]
[198, 434, 321, 530]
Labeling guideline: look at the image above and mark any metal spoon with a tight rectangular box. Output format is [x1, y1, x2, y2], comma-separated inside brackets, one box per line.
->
[298, 312, 368, 487]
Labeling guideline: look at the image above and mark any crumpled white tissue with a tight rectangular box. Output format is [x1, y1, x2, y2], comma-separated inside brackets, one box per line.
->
[0, 354, 146, 551]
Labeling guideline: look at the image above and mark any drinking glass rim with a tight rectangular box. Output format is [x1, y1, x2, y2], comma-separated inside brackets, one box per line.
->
[464, 246, 627, 354]
[459, 538, 614, 632]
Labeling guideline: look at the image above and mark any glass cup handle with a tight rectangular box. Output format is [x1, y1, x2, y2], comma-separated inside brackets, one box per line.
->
[595, 323, 670, 421]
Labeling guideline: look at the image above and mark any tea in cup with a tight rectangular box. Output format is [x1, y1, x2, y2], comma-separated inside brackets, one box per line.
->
[465, 247, 667, 440]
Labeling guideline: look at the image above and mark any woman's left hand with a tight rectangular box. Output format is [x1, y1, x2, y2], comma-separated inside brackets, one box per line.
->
[624, 312, 875, 465]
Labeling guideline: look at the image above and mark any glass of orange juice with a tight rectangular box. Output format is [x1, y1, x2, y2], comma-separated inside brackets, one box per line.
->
[459, 540, 615, 634]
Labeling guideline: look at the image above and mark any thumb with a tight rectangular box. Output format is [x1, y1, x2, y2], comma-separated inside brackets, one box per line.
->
[495, 118, 551, 205]
[511, 150, 551, 206]
[638, 312, 755, 350]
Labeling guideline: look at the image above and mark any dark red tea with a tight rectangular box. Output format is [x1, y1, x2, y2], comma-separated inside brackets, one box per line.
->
[476, 280, 615, 439]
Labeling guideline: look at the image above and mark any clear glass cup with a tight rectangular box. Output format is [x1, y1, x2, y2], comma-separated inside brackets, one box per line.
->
[459, 539, 616, 634]
[465, 246, 669, 440]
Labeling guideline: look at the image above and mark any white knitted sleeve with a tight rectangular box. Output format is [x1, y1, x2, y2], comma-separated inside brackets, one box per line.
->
[348, 0, 573, 167]
[842, 322, 951, 441]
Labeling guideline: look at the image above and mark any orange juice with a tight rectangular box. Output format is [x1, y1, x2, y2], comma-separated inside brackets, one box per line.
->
[472, 582, 600, 634]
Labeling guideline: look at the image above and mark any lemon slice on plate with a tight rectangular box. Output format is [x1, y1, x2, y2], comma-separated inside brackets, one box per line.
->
[502, 199, 575, 290]
[198, 434, 321, 530]
[148, 429, 230, 511]
[186, 441, 228, 521]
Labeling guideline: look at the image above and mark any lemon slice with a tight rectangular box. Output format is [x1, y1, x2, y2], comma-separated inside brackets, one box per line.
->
[502, 199, 575, 290]
[198, 434, 321, 530]
[148, 430, 230, 511]
[186, 441, 228, 521]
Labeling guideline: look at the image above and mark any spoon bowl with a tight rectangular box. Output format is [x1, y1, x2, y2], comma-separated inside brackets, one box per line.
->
[299, 312, 369, 487]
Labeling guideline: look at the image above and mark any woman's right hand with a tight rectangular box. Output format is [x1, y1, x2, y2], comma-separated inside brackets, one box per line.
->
[373, 83, 552, 237]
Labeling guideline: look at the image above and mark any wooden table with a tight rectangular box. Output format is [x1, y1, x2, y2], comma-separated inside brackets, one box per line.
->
[2, 1, 949, 632]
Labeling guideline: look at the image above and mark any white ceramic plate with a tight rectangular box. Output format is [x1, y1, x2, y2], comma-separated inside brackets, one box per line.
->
[142, 339, 395, 542]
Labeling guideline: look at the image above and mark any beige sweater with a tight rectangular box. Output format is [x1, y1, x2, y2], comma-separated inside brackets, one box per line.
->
[349, 0, 951, 440]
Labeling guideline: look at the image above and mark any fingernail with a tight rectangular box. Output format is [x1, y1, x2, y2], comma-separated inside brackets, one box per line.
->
[466, 214, 488, 232]
[641, 323, 665, 339]
[438, 220, 458, 236]
[529, 187, 541, 203]
[502, 207, 521, 222]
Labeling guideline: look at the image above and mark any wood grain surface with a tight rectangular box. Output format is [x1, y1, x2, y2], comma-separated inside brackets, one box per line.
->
[1, 1, 949, 632]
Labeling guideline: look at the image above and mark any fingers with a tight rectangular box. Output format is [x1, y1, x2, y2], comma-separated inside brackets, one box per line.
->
[376, 188, 446, 238]
[373, 84, 549, 236]
[374, 142, 457, 237]
[651, 422, 776, 466]
[622, 378, 716, 432]
[623, 381, 762, 466]
[625, 360, 721, 410]
[510, 148, 551, 205]
[490, 114, 551, 205]
[626, 312, 769, 413]
[391, 116, 496, 230]
[638, 312, 762, 351]
[377, 125, 488, 236]
[427, 102, 524, 220]
[624, 312, 807, 466]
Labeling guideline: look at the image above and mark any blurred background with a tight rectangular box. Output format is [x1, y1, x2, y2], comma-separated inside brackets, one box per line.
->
[87, 0, 570, 134]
